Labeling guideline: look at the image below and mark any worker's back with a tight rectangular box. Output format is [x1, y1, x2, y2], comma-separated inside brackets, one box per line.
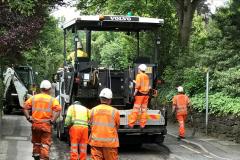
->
[65, 104, 89, 127]
[89, 104, 120, 148]
[173, 94, 190, 115]
[26, 93, 59, 121]
[135, 72, 150, 94]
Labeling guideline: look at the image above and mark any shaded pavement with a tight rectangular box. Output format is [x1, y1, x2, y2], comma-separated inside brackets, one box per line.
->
[167, 121, 240, 160]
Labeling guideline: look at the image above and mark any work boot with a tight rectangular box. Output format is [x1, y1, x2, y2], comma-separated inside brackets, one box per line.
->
[177, 136, 185, 140]
[33, 156, 40, 160]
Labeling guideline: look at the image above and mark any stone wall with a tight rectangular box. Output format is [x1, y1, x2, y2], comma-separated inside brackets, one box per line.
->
[167, 106, 240, 143]
[192, 111, 240, 143]
[0, 79, 3, 131]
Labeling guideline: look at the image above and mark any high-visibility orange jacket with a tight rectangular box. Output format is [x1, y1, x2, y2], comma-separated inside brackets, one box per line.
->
[172, 94, 190, 115]
[89, 104, 120, 148]
[24, 93, 62, 122]
[135, 72, 150, 94]
[64, 104, 89, 127]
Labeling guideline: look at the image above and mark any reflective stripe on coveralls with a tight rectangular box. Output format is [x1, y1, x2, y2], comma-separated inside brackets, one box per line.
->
[69, 127, 88, 160]
[67, 104, 89, 160]
[91, 109, 115, 128]
[135, 72, 150, 94]
[128, 95, 149, 128]
[174, 94, 189, 137]
[129, 71, 150, 128]
[71, 143, 87, 153]
[31, 95, 54, 159]
[176, 95, 188, 115]
[89, 105, 119, 148]
[32, 96, 54, 123]
[65, 104, 89, 126]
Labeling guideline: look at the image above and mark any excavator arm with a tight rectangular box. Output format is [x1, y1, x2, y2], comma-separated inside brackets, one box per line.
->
[3, 67, 29, 108]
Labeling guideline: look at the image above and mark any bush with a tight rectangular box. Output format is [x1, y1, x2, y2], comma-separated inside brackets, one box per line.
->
[192, 92, 240, 116]
[0, 79, 3, 112]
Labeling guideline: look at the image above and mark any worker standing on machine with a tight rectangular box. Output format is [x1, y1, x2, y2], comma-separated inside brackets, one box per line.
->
[128, 64, 150, 129]
[64, 101, 89, 160]
[89, 88, 120, 160]
[23, 80, 62, 160]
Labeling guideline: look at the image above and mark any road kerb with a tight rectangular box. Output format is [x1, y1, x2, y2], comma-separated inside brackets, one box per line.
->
[167, 133, 232, 160]
[167, 132, 208, 153]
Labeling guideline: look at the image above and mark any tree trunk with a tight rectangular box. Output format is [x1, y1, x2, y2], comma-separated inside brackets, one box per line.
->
[176, 0, 202, 48]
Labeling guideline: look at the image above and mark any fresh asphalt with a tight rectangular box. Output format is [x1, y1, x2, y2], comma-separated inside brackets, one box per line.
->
[1, 114, 240, 160]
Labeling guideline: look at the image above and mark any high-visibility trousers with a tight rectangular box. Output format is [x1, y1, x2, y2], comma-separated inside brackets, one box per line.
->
[128, 95, 149, 128]
[176, 114, 187, 137]
[31, 123, 52, 160]
[90, 146, 118, 160]
[69, 126, 88, 160]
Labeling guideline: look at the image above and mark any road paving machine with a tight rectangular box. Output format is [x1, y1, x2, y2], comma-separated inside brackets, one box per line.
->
[56, 15, 167, 145]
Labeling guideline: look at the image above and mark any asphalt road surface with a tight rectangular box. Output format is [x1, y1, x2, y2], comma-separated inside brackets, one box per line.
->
[0, 114, 233, 160]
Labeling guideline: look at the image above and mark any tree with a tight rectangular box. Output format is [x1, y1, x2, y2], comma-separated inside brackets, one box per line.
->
[98, 33, 136, 69]
[76, 0, 178, 72]
[189, 0, 240, 97]
[175, 0, 204, 48]
[23, 17, 64, 82]
[0, 0, 64, 59]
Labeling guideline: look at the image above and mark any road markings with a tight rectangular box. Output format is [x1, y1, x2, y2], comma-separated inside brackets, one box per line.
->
[3, 136, 28, 141]
[170, 153, 185, 160]
[203, 154, 213, 159]
[208, 152, 232, 160]
[180, 144, 201, 154]
[168, 133, 233, 160]
[0, 140, 8, 160]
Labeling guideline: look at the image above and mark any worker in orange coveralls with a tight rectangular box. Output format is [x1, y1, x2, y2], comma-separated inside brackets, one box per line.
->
[89, 88, 120, 160]
[128, 64, 150, 129]
[64, 101, 89, 160]
[172, 86, 191, 140]
[23, 80, 62, 160]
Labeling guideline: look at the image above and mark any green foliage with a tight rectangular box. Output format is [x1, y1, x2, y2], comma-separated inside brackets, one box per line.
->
[162, 66, 205, 96]
[0, 0, 63, 57]
[0, 62, 3, 111]
[189, 1, 240, 98]
[99, 33, 136, 69]
[23, 17, 63, 83]
[0, 79, 3, 111]
[8, 0, 37, 16]
[213, 67, 240, 96]
[190, 14, 208, 50]
[192, 92, 240, 116]
[183, 67, 205, 95]
[76, 0, 178, 72]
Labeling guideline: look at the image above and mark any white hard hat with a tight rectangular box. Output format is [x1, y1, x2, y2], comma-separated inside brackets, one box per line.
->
[138, 64, 147, 72]
[177, 86, 184, 92]
[99, 88, 113, 99]
[40, 80, 52, 89]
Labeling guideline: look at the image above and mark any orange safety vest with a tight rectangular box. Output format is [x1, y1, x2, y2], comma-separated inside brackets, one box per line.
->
[135, 72, 150, 94]
[24, 93, 61, 122]
[89, 104, 120, 148]
[173, 94, 190, 115]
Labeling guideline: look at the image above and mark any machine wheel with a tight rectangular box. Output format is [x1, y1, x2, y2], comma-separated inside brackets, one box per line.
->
[131, 143, 143, 149]
[3, 105, 12, 114]
[155, 134, 165, 145]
